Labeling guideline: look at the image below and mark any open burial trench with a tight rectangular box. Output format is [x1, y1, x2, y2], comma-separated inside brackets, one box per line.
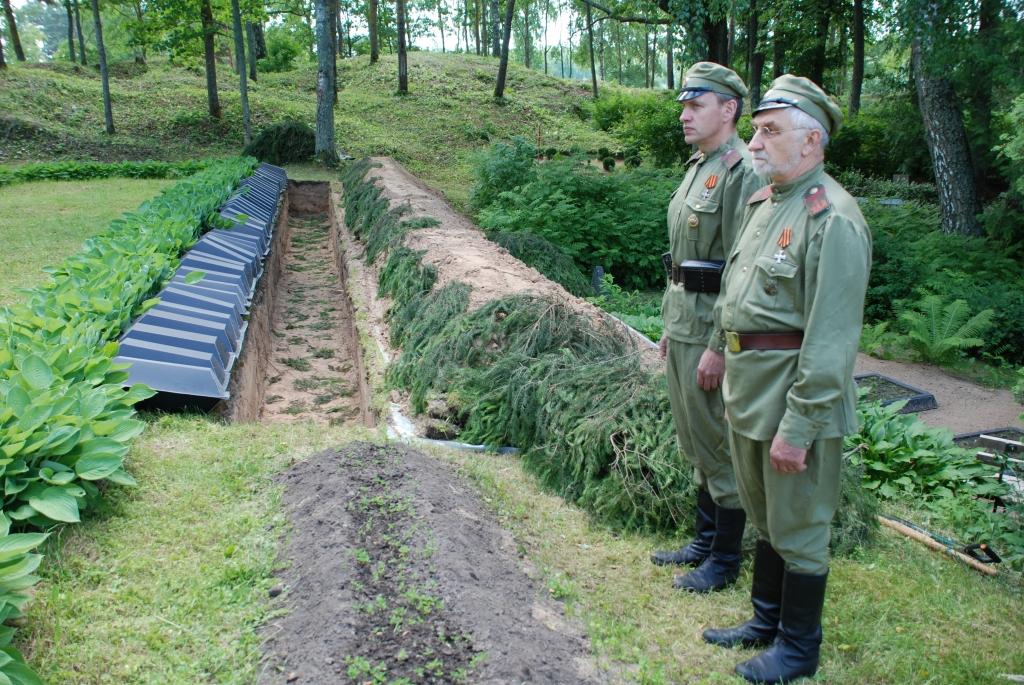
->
[214, 179, 606, 683]
[219, 180, 373, 426]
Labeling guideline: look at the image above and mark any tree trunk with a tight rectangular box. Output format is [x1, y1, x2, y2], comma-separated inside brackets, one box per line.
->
[230, 0, 251, 145]
[246, 21, 258, 82]
[65, 1, 76, 63]
[315, 0, 337, 163]
[73, 0, 87, 64]
[585, 1, 597, 97]
[474, 0, 481, 53]
[255, 22, 267, 58]
[643, 26, 649, 87]
[704, 16, 727, 64]
[772, 18, 784, 78]
[521, 0, 530, 68]
[368, 0, 379, 63]
[330, 0, 338, 102]
[200, 0, 221, 119]
[809, 1, 830, 85]
[490, 0, 499, 56]
[89, 0, 113, 133]
[438, 3, 446, 52]
[750, 51, 764, 108]
[616, 21, 622, 84]
[493, 0, 516, 97]
[849, 0, 863, 115]
[911, 39, 982, 235]
[2, 0, 25, 61]
[397, 0, 408, 92]
[0, 26, 6, 69]
[665, 25, 673, 90]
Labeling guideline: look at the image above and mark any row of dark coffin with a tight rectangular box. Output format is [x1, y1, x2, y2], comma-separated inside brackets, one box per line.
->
[113, 163, 287, 404]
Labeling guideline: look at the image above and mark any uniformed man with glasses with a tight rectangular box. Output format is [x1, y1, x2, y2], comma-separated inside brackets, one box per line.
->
[702, 74, 872, 684]
[650, 62, 764, 594]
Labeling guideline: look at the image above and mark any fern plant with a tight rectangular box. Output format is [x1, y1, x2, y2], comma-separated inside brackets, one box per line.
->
[898, 293, 995, 363]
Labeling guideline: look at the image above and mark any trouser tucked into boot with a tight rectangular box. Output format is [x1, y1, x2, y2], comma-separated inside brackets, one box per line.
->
[651, 487, 715, 567]
[703, 539, 783, 647]
[735, 570, 828, 684]
[673, 504, 745, 593]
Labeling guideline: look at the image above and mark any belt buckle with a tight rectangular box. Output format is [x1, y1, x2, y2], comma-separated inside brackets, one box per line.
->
[725, 331, 741, 353]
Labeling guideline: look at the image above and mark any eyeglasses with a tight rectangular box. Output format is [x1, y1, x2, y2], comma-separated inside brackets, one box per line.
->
[749, 125, 810, 140]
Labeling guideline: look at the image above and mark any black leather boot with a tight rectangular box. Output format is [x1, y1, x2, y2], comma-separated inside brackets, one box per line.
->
[735, 570, 828, 684]
[673, 505, 745, 593]
[703, 539, 784, 648]
[651, 488, 715, 567]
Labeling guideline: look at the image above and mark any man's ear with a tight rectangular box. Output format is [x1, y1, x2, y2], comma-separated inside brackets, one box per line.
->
[723, 98, 738, 122]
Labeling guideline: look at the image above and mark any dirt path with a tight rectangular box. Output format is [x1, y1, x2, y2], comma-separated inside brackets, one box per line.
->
[855, 354, 1022, 434]
[260, 184, 367, 425]
[258, 442, 605, 684]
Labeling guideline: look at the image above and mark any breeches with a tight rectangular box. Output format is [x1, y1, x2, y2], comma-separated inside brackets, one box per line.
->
[729, 430, 842, 575]
[666, 339, 739, 509]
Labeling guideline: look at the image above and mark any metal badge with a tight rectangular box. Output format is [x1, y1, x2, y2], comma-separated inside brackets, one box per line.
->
[688, 214, 699, 229]
[764, 279, 778, 296]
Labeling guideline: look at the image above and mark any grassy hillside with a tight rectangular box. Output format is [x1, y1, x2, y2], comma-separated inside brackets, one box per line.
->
[0, 53, 619, 208]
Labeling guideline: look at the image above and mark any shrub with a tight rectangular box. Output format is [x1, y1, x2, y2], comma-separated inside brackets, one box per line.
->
[592, 89, 688, 167]
[243, 121, 316, 165]
[833, 168, 938, 204]
[469, 137, 538, 211]
[476, 154, 678, 290]
[897, 294, 994, 364]
[259, 28, 302, 72]
[0, 160, 209, 187]
[828, 99, 932, 181]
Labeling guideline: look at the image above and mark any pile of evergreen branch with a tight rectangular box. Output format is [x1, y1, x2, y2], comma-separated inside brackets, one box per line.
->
[242, 121, 315, 165]
[341, 158, 877, 545]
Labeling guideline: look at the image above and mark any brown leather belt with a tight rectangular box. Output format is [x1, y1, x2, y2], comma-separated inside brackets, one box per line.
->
[725, 331, 804, 353]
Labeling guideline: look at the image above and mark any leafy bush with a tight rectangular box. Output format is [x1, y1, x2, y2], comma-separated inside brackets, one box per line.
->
[846, 395, 1023, 570]
[586, 274, 662, 341]
[592, 89, 688, 167]
[258, 28, 303, 73]
[469, 137, 537, 211]
[0, 525, 48, 684]
[0, 157, 256, 527]
[828, 99, 932, 181]
[862, 199, 1024, 365]
[487, 230, 593, 297]
[0, 159, 209, 187]
[833, 168, 938, 204]
[475, 153, 679, 290]
[898, 294, 994, 364]
[243, 121, 316, 165]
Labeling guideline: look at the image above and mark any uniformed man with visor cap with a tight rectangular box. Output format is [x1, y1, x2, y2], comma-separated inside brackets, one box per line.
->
[702, 74, 871, 684]
[650, 62, 764, 594]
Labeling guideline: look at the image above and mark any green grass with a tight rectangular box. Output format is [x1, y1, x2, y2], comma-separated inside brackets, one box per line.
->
[19, 414, 377, 684]
[431, 445, 1024, 685]
[0, 54, 618, 211]
[0, 177, 173, 306]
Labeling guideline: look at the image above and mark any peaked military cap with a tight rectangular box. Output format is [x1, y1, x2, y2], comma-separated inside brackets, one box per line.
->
[754, 74, 844, 136]
[677, 62, 749, 102]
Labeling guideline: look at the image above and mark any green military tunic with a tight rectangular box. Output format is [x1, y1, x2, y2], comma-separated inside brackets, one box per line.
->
[661, 133, 763, 509]
[715, 163, 872, 574]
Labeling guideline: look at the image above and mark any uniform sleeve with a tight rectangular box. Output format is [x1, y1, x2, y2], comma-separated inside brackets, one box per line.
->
[706, 168, 763, 353]
[778, 214, 871, 448]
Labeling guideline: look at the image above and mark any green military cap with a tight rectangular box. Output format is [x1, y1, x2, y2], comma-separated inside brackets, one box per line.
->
[754, 74, 844, 135]
[677, 62, 749, 102]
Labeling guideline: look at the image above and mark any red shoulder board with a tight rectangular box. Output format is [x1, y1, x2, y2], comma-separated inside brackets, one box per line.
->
[722, 147, 742, 170]
[747, 185, 773, 204]
[803, 184, 831, 217]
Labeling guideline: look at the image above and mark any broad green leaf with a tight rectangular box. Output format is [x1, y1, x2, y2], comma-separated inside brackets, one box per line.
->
[0, 446, 24, 460]
[28, 488, 80, 523]
[0, 626, 14, 647]
[18, 356, 53, 391]
[3, 478, 30, 496]
[106, 419, 146, 443]
[121, 384, 156, 406]
[0, 535, 47, 564]
[2, 660, 43, 685]
[90, 298, 113, 314]
[75, 456, 123, 481]
[100, 341, 119, 358]
[0, 515, 8, 538]
[4, 389, 29, 418]
[40, 427, 81, 456]
[105, 469, 137, 487]
[15, 405, 50, 436]
[5, 507, 34, 522]
[184, 270, 206, 284]
[0, 554, 42, 582]
[72, 438, 125, 461]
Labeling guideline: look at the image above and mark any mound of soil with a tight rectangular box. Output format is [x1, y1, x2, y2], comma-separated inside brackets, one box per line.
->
[259, 442, 605, 684]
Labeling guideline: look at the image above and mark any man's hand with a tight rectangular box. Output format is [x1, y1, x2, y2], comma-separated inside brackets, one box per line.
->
[659, 334, 668, 360]
[696, 349, 725, 391]
[770, 434, 808, 474]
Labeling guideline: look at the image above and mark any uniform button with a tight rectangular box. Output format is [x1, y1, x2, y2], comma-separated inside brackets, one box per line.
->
[770, 267, 775, 273]
[742, 267, 748, 272]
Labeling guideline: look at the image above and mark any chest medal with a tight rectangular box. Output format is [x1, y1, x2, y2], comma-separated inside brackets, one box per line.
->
[764, 279, 778, 296]
[688, 214, 699, 229]
[700, 174, 718, 200]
